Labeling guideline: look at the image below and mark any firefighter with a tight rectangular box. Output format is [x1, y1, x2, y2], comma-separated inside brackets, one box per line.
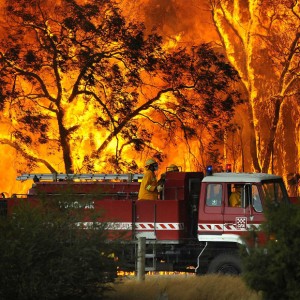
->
[229, 184, 242, 207]
[157, 164, 180, 199]
[138, 158, 160, 201]
[157, 164, 179, 186]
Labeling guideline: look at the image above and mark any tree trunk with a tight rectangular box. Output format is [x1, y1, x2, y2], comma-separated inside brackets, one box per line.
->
[247, 103, 261, 172]
[261, 97, 282, 173]
[57, 112, 73, 173]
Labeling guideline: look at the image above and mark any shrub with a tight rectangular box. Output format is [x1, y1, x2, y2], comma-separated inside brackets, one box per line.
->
[0, 195, 118, 300]
[242, 201, 300, 299]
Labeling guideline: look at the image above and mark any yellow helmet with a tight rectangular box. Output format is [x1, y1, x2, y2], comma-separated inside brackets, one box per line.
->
[145, 158, 157, 167]
[168, 164, 179, 172]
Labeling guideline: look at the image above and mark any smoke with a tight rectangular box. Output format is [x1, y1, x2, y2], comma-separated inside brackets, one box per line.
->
[121, 0, 219, 44]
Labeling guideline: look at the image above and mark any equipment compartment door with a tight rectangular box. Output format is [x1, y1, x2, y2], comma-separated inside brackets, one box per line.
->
[156, 200, 187, 240]
[135, 200, 156, 239]
[94, 199, 133, 240]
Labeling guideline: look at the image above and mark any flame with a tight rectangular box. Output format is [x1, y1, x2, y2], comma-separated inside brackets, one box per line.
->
[212, 0, 300, 178]
[162, 33, 183, 50]
[0, 0, 299, 197]
[0, 1, 219, 196]
[116, 270, 195, 277]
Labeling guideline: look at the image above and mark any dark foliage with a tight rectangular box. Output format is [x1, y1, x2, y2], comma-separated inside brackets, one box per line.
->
[242, 201, 300, 300]
[0, 194, 118, 300]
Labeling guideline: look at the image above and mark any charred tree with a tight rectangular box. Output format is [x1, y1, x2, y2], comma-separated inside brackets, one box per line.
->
[210, 0, 300, 176]
[0, 0, 241, 174]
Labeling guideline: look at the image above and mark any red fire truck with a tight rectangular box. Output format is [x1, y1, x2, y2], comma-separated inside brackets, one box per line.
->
[0, 166, 290, 275]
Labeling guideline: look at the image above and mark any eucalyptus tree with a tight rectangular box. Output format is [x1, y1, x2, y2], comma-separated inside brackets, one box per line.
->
[210, 0, 300, 175]
[0, 0, 240, 174]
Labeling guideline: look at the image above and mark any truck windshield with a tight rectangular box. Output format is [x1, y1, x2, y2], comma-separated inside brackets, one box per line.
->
[261, 180, 288, 203]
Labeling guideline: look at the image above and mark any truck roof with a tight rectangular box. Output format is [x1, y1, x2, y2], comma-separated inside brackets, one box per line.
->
[202, 172, 282, 183]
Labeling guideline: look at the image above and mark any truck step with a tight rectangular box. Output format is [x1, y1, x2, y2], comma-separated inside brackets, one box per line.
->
[145, 254, 156, 258]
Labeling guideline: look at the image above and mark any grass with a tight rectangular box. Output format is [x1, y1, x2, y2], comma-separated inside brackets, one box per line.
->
[105, 274, 262, 300]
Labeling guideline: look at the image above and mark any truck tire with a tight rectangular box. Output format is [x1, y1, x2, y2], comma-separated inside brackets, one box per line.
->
[207, 253, 242, 275]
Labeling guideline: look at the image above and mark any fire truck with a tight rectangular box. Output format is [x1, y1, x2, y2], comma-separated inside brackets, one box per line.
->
[0, 166, 290, 275]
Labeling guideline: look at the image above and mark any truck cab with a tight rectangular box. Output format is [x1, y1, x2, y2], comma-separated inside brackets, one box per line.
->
[196, 171, 289, 274]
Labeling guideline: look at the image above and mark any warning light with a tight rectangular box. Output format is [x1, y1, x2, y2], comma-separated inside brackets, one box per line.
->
[206, 165, 213, 176]
[226, 164, 232, 173]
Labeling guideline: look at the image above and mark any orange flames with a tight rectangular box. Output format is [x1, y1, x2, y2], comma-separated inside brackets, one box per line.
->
[0, 0, 299, 197]
[0, 1, 207, 196]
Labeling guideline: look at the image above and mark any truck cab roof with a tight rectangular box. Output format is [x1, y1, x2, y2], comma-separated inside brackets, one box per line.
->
[202, 172, 282, 183]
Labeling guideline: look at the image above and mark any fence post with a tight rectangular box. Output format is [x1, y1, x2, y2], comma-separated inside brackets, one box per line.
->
[137, 236, 146, 281]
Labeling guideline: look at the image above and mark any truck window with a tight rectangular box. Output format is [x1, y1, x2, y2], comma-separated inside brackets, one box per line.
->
[261, 181, 287, 203]
[206, 184, 222, 206]
[252, 185, 262, 212]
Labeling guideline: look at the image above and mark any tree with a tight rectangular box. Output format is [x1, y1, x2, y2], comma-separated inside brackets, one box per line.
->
[0, 0, 240, 175]
[210, 0, 300, 176]
[0, 192, 118, 300]
[242, 201, 300, 299]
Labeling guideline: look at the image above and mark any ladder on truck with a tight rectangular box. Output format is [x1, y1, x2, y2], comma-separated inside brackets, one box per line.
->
[135, 242, 157, 272]
[16, 173, 144, 182]
[145, 243, 157, 272]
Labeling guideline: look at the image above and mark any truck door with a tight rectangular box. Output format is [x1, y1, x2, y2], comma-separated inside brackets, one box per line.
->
[223, 183, 263, 239]
[223, 183, 248, 236]
[248, 184, 265, 245]
[198, 183, 224, 237]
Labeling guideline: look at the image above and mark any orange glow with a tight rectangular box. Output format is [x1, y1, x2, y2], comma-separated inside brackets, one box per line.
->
[162, 33, 183, 51]
[211, 0, 300, 177]
[116, 270, 195, 277]
[0, 0, 299, 197]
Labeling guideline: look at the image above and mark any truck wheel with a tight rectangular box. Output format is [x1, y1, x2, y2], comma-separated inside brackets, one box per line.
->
[207, 253, 241, 275]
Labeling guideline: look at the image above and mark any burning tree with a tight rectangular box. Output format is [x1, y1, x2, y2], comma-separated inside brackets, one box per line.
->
[0, 0, 240, 175]
[210, 0, 300, 176]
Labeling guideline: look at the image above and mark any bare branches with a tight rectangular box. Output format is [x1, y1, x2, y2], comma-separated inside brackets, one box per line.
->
[279, 32, 300, 95]
[0, 138, 57, 173]
[211, 0, 300, 174]
[0, 0, 240, 174]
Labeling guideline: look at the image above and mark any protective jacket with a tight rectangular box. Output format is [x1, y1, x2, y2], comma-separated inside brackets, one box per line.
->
[229, 191, 241, 207]
[138, 169, 158, 200]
